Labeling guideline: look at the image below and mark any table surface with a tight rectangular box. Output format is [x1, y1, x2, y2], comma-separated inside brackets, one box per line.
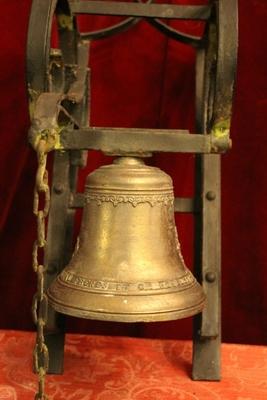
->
[0, 330, 266, 400]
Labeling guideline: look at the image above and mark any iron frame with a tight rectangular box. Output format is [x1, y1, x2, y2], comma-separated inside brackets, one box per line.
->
[27, 0, 238, 380]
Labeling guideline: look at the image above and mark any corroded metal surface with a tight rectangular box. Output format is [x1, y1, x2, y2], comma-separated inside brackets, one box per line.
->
[192, 0, 238, 381]
[27, 0, 238, 157]
[60, 126, 231, 154]
[27, 0, 90, 392]
[70, 1, 211, 20]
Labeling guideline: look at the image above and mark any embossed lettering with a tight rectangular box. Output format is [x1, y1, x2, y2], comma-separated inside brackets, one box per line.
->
[62, 273, 194, 292]
[116, 283, 130, 291]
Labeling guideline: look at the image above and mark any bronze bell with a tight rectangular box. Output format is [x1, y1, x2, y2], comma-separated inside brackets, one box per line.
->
[48, 157, 205, 322]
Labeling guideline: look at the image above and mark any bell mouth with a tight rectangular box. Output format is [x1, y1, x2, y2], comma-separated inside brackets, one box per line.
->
[48, 297, 205, 323]
[47, 272, 205, 323]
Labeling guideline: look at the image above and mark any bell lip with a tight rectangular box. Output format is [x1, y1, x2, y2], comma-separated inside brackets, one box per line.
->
[47, 293, 206, 323]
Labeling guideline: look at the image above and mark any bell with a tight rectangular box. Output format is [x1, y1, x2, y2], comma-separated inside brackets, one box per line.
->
[48, 157, 205, 322]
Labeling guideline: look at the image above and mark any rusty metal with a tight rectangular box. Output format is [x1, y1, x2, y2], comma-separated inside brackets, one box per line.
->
[59, 126, 231, 154]
[26, 0, 238, 393]
[31, 139, 50, 400]
[27, 1, 89, 397]
[69, 1, 211, 20]
[71, 0, 209, 45]
[192, 0, 238, 381]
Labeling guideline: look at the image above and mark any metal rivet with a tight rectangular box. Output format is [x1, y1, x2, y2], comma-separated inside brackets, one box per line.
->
[205, 271, 216, 283]
[206, 191, 216, 201]
[53, 184, 64, 194]
[164, 8, 174, 17]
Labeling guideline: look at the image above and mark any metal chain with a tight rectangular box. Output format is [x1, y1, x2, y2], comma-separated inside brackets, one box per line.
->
[32, 138, 50, 400]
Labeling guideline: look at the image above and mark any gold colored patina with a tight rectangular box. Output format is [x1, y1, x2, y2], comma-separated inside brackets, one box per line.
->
[48, 157, 205, 322]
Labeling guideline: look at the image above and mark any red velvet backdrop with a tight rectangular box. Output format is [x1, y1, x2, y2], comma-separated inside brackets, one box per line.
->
[0, 0, 266, 345]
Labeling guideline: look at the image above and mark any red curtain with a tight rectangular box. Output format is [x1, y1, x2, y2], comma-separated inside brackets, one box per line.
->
[0, 0, 266, 345]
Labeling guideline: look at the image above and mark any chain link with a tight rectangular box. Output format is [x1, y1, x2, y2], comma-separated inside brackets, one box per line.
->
[31, 138, 50, 400]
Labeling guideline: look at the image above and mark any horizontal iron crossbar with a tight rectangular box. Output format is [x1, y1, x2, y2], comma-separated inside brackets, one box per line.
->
[69, 193, 199, 213]
[60, 127, 217, 154]
[69, 1, 211, 20]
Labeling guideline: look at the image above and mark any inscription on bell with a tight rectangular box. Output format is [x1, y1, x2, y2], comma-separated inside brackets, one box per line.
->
[64, 273, 109, 290]
[62, 271, 194, 293]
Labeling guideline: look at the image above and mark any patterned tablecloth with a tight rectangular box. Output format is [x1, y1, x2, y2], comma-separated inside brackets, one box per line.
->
[0, 330, 266, 399]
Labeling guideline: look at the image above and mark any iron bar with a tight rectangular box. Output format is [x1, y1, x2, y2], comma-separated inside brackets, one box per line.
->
[69, 1, 211, 20]
[60, 127, 217, 154]
[192, 154, 221, 381]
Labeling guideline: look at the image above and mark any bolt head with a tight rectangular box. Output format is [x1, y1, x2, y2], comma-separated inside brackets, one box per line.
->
[53, 184, 64, 194]
[205, 271, 216, 283]
[206, 191, 216, 201]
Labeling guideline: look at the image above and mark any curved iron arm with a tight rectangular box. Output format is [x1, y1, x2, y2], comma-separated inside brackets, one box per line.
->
[27, 0, 238, 150]
[147, 17, 204, 46]
[195, 0, 238, 148]
[27, 0, 76, 99]
[80, 17, 140, 40]
[78, 0, 153, 41]
[26, 0, 212, 96]
[139, 0, 205, 47]
[211, 0, 238, 138]
[77, 0, 207, 45]
[27, 0, 58, 94]
[27, 0, 89, 150]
